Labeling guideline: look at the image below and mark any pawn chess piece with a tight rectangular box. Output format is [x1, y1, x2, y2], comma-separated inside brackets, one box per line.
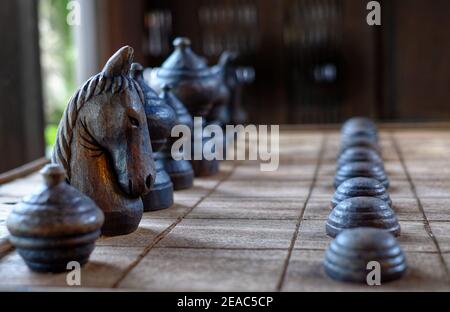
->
[6, 164, 104, 272]
[337, 147, 383, 169]
[334, 161, 389, 189]
[159, 84, 195, 190]
[341, 117, 378, 140]
[340, 136, 381, 155]
[331, 177, 392, 208]
[324, 227, 407, 283]
[131, 63, 177, 211]
[326, 196, 400, 237]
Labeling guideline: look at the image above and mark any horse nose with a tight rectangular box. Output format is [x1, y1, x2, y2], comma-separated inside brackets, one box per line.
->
[145, 174, 153, 190]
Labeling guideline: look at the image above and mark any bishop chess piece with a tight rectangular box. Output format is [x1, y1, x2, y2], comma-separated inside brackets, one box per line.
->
[324, 228, 407, 283]
[159, 84, 195, 190]
[131, 63, 177, 211]
[326, 196, 400, 237]
[7, 164, 104, 272]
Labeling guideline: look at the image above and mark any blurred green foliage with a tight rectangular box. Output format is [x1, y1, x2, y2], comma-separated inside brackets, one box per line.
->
[39, 0, 76, 147]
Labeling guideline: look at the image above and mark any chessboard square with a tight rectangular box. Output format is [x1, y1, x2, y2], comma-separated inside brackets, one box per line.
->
[148, 201, 199, 219]
[412, 179, 450, 198]
[429, 222, 450, 253]
[0, 246, 142, 289]
[422, 198, 450, 221]
[96, 218, 176, 247]
[188, 197, 303, 220]
[294, 220, 330, 250]
[310, 180, 334, 199]
[397, 221, 438, 252]
[317, 163, 336, 178]
[388, 180, 415, 199]
[391, 198, 423, 221]
[118, 248, 288, 291]
[384, 161, 407, 180]
[210, 180, 310, 198]
[229, 164, 316, 181]
[156, 219, 297, 249]
[282, 250, 450, 291]
[302, 199, 331, 221]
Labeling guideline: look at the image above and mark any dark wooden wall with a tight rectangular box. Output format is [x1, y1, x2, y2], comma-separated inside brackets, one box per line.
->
[0, 0, 45, 173]
[96, 0, 450, 124]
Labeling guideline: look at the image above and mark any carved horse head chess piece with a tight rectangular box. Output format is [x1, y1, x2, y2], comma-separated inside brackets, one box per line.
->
[52, 46, 155, 236]
[130, 62, 177, 211]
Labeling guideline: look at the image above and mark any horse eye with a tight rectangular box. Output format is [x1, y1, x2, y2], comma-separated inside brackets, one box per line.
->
[129, 116, 139, 127]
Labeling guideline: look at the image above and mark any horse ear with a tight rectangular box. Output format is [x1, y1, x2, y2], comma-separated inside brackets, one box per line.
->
[129, 62, 144, 80]
[102, 46, 134, 77]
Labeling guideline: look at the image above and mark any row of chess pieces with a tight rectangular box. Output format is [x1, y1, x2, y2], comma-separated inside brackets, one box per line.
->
[5, 38, 253, 273]
[322, 117, 407, 284]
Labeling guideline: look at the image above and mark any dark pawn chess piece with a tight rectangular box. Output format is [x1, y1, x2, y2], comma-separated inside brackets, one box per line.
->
[331, 177, 392, 208]
[131, 63, 177, 211]
[341, 117, 378, 140]
[340, 136, 381, 155]
[324, 228, 407, 283]
[159, 84, 195, 190]
[337, 147, 383, 169]
[6, 164, 104, 273]
[326, 196, 400, 237]
[334, 161, 389, 189]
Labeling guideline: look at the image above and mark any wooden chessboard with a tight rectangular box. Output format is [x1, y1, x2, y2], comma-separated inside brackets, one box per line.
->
[1, 125, 450, 291]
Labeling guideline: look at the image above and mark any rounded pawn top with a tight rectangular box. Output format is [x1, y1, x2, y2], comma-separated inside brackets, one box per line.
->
[334, 161, 389, 189]
[324, 227, 407, 283]
[337, 147, 383, 169]
[340, 136, 381, 155]
[326, 196, 400, 237]
[40, 164, 66, 187]
[331, 177, 392, 208]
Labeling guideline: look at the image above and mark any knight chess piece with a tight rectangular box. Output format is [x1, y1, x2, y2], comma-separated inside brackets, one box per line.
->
[52, 46, 156, 236]
[331, 177, 392, 208]
[334, 161, 389, 189]
[6, 164, 104, 272]
[131, 63, 177, 211]
[326, 196, 400, 237]
[337, 147, 383, 169]
[146, 37, 231, 176]
[159, 84, 195, 190]
[324, 228, 407, 283]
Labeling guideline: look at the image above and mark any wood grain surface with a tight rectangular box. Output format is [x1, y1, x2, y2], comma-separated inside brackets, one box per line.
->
[0, 126, 449, 291]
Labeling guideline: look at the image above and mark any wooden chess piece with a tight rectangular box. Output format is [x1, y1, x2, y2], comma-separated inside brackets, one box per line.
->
[326, 196, 400, 237]
[337, 147, 383, 169]
[324, 228, 407, 283]
[341, 117, 378, 141]
[159, 84, 195, 190]
[52, 46, 156, 236]
[7, 164, 104, 272]
[131, 63, 177, 211]
[334, 161, 389, 189]
[147, 37, 231, 176]
[331, 177, 392, 208]
[340, 137, 381, 155]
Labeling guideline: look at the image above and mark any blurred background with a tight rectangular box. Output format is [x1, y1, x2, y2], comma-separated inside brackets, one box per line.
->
[0, 0, 449, 173]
